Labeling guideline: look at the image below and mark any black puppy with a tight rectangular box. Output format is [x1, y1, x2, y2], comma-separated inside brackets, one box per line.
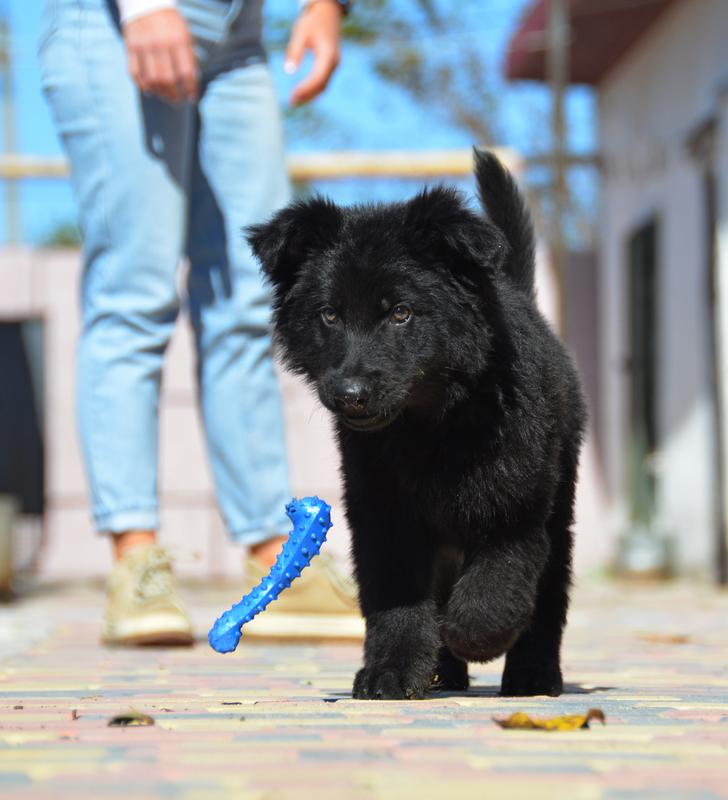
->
[248, 150, 586, 699]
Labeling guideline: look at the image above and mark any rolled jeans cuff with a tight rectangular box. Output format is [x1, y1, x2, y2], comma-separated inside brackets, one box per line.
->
[95, 507, 161, 534]
[228, 515, 291, 547]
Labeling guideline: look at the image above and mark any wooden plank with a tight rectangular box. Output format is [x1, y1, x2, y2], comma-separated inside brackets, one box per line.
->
[0, 148, 522, 182]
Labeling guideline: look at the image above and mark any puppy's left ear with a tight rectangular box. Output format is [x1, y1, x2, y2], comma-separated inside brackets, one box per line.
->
[246, 196, 343, 293]
[404, 187, 509, 280]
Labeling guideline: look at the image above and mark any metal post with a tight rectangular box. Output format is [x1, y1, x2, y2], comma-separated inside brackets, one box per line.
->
[687, 117, 728, 584]
[706, 164, 728, 584]
[0, 16, 20, 244]
[0, 495, 16, 598]
[547, 0, 569, 337]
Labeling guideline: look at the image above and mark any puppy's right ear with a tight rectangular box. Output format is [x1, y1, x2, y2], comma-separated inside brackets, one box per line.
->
[246, 197, 343, 293]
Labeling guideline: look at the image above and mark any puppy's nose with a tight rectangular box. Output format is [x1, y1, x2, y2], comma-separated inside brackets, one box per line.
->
[333, 379, 370, 415]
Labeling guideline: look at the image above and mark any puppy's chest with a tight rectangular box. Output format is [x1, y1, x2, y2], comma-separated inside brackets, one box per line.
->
[350, 432, 505, 524]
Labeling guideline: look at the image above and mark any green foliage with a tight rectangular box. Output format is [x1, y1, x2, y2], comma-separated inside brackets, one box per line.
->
[352, 0, 500, 144]
[42, 222, 81, 248]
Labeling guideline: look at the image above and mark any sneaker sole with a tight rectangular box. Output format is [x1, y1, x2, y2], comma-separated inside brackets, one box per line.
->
[102, 613, 194, 647]
[240, 613, 365, 642]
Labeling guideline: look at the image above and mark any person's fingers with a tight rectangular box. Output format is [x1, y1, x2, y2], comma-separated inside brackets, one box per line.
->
[129, 47, 150, 92]
[138, 48, 164, 98]
[127, 48, 145, 91]
[147, 46, 179, 103]
[284, 26, 307, 74]
[290, 46, 339, 105]
[171, 38, 198, 101]
[130, 43, 195, 104]
[123, 10, 196, 102]
[127, 45, 144, 92]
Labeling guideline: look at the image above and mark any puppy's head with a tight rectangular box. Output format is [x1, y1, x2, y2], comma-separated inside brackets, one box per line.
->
[247, 188, 508, 431]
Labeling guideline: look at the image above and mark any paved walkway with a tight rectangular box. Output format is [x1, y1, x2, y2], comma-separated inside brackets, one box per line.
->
[1, 579, 727, 799]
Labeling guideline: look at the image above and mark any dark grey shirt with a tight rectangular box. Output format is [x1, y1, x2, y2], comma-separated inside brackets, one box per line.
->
[201, 0, 266, 78]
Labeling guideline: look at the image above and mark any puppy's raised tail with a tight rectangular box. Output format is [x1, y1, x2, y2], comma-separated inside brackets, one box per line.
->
[474, 148, 536, 298]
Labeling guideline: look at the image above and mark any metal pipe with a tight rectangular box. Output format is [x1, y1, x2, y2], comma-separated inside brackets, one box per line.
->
[547, 0, 569, 338]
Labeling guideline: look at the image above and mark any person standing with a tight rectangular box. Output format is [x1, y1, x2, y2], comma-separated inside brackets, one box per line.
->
[39, 0, 360, 645]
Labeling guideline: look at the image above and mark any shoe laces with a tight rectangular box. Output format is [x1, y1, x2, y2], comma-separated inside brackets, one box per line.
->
[134, 547, 175, 601]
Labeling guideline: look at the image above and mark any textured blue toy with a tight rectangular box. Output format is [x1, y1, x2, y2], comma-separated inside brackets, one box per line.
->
[208, 496, 333, 653]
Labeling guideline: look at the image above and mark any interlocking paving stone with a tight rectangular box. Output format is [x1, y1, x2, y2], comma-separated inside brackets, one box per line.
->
[0, 580, 727, 798]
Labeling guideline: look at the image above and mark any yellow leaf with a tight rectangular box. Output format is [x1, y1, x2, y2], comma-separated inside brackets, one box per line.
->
[493, 708, 605, 731]
[107, 709, 155, 727]
[638, 633, 691, 645]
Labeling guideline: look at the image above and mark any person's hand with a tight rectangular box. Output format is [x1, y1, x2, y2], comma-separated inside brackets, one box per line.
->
[122, 9, 198, 104]
[285, 0, 343, 106]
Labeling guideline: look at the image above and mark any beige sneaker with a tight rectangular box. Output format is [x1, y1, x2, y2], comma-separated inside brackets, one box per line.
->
[240, 552, 365, 641]
[102, 544, 194, 646]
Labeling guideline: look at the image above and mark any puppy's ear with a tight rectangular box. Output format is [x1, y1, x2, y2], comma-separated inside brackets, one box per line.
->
[404, 187, 509, 279]
[246, 196, 343, 292]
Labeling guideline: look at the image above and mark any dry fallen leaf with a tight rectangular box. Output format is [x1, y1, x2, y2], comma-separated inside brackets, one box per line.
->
[494, 708, 606, 731]
[107, 710, 155, 727]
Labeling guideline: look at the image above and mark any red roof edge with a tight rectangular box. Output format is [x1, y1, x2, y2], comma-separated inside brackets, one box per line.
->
[505, 0, 679, 86]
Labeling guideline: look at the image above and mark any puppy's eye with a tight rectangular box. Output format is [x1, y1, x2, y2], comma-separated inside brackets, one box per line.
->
[321, 306, 339, 326]
[390, 304, 412, 325]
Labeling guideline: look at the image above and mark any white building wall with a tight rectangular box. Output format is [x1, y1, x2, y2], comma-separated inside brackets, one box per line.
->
[598, 0, 728, 573]
[0, 247, 349, 579]
[534, 248, 610, 576]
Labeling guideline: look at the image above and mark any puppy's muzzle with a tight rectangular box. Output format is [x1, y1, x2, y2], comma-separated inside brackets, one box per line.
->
[333, 378, 371, 417]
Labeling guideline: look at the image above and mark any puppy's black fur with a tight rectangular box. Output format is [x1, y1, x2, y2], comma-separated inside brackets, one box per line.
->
[248, 151, 587, 700]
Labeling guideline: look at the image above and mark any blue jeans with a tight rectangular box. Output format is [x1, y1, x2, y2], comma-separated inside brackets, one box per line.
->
[39, 0, 293, 543]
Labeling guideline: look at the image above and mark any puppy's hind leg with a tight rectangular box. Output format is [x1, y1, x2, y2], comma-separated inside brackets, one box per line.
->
[500, 448, 579, 697]
[431, 645, 469, 692]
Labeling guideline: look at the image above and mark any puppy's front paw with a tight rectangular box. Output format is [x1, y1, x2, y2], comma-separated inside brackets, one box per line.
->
[500, 662, 563, 697]
[352, 666, 429, 700]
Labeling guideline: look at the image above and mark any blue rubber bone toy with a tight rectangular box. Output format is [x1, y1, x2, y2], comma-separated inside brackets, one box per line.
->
[208, 496, 333, 653]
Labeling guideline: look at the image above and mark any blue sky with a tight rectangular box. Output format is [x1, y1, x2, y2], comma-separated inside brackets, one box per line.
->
[0, 0, 596, 243]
